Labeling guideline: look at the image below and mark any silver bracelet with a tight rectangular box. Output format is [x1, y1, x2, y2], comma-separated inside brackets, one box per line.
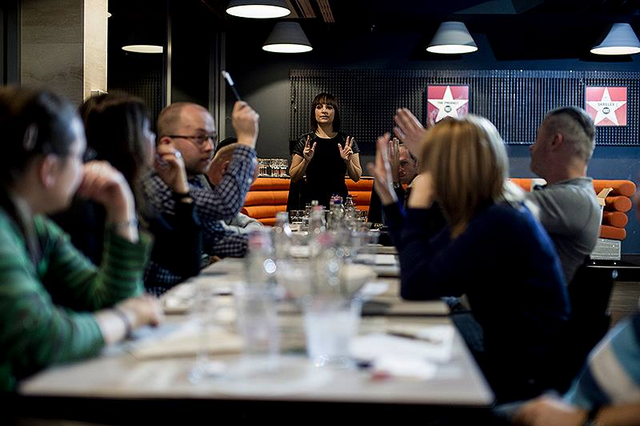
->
[112, 307, 132, 340]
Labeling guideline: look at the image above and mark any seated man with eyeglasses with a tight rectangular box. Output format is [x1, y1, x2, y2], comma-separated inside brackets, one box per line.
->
[142, 101, 259, 292]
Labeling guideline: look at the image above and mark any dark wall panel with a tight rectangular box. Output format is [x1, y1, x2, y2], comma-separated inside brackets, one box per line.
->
[290, 69, 640, 152]
[225, 25, 640, 253]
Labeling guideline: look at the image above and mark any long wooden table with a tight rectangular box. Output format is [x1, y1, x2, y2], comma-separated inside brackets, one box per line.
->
[15, 258, 494, 423]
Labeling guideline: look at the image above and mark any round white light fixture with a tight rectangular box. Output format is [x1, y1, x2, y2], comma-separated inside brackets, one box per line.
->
[122, 45, 163, 54]
[226, 0, 291, 19]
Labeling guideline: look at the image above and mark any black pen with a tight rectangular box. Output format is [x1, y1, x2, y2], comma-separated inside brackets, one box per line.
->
[387, 331, 442, 344]
[221, 70, 242, 101]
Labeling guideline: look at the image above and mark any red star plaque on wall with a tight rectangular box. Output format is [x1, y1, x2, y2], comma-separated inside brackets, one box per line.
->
[426, 85, 470, 126]
[585, 86, 628, 126]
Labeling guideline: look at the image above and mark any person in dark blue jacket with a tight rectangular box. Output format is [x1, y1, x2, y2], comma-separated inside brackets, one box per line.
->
[369, 112, 570, 402]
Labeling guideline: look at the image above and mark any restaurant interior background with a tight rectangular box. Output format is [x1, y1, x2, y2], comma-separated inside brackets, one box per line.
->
[2, 0, 640, 254]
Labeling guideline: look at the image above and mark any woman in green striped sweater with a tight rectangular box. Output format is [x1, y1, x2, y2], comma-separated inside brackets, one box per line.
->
[0, 87, 163, 392]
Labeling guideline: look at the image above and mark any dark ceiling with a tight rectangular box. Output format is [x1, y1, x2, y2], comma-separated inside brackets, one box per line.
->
[323, 0, 640, 60]
[111, 0, 640, 61]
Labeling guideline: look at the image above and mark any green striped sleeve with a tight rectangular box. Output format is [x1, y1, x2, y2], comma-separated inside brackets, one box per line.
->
[0, 216, 105, 391]
[39, 217, 152, 311]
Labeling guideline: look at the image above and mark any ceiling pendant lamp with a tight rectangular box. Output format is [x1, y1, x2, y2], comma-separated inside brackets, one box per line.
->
[122, 45, 163, 54]
[226, 0, 291, 19]
[262, 22, 313, 53]
[590, 23, 640, 56]
[426, 21, 478, 54]
[121, 28, 163, 54]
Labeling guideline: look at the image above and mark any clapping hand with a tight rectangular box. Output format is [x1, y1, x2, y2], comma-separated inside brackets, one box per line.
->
[394, 108, 427, 157]
[339, 136, 355, 162]
[303, 136, 316, 161]
[367, 133, 398, 205]
[389, 137, 400, 182]
[154, 143, 189, 194]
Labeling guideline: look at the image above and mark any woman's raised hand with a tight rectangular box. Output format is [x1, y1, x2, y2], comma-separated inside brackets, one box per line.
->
[394, 108, 427, 157]
[77, 161, 135, 221]
[367, 133, 398, 206]
[154, 143, 189, 194]
[303, 136, 316, 161]
[77, 161, 138, 241]
[339, 136, 355, 161]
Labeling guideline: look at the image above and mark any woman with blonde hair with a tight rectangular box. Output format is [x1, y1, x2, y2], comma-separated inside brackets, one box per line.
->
[370, 112, 570, 402]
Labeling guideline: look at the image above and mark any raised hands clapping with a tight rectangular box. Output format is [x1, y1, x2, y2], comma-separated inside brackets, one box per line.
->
[366, 133, 398, 206]
[394, 108, 427, 157]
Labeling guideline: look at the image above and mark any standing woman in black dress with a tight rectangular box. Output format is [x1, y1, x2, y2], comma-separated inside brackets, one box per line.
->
[289, 93, 362, 208]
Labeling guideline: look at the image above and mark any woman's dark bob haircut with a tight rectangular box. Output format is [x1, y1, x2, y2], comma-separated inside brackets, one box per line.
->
[310, 92, 340, 132]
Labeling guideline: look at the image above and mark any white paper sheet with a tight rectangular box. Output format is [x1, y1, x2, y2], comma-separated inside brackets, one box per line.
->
[351, 325, 454, 364]
[130, 320, 243, 359]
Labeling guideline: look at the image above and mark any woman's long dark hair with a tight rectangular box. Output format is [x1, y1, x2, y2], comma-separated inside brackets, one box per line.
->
[0, 87, 79, 187]
[309, 92, 341, 132]
[0, 87, 80, 264]
[82, 93, 151, 188]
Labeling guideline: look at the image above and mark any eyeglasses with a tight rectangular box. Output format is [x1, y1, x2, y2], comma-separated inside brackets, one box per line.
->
[167, 133, 217, 148]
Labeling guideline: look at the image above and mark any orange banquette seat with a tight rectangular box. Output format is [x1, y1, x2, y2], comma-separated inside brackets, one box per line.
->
[509, 178, 636, 241]
[241, 177, 374, 225]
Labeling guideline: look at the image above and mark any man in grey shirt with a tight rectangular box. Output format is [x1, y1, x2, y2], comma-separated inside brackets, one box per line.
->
[208, 142, 264, 235]
[527, 106, 601, 283]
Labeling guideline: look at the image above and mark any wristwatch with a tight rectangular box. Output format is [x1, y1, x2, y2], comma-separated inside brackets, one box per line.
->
[171, 191, 192, 203]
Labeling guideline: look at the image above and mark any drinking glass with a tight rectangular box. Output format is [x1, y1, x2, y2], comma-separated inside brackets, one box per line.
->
[302, 296, 362, 368]
[234, 284, 281, 373]
[189, 284, 234, 382]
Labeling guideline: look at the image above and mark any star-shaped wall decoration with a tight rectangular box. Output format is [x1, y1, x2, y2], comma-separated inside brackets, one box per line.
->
[585, 87, 627, 126]
[427, 85, 470, 126]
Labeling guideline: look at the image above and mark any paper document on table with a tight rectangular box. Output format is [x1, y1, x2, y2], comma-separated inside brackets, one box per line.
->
[351, 325, 454, 363]
[356, 254, 397, 265]
[372, 357, 437, 380]
[162, 282, 237, 314]
[358, 281, 390, 298]
[130, 320, 242, 359]
[374, 246, 397, 255]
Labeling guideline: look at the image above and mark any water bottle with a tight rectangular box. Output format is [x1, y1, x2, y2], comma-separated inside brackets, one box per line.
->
[245, 229, 276, 288]
[328, 196, 345, 231]
[309, 205, 326, 236]
[273, 211, 293, 259]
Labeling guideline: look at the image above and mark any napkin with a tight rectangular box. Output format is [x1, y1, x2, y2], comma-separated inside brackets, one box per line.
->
[351, 325, 454, 363]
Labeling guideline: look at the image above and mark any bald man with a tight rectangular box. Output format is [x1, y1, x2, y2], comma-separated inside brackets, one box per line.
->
[142, 101, 259, 287]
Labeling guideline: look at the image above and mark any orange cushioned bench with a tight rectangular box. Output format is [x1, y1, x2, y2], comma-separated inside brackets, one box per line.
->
[241, 177, 374, 226]
[509, 178, 636, 241]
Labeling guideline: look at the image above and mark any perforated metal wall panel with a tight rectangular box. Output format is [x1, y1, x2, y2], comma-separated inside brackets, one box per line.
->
[290, 69, 640, 149]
